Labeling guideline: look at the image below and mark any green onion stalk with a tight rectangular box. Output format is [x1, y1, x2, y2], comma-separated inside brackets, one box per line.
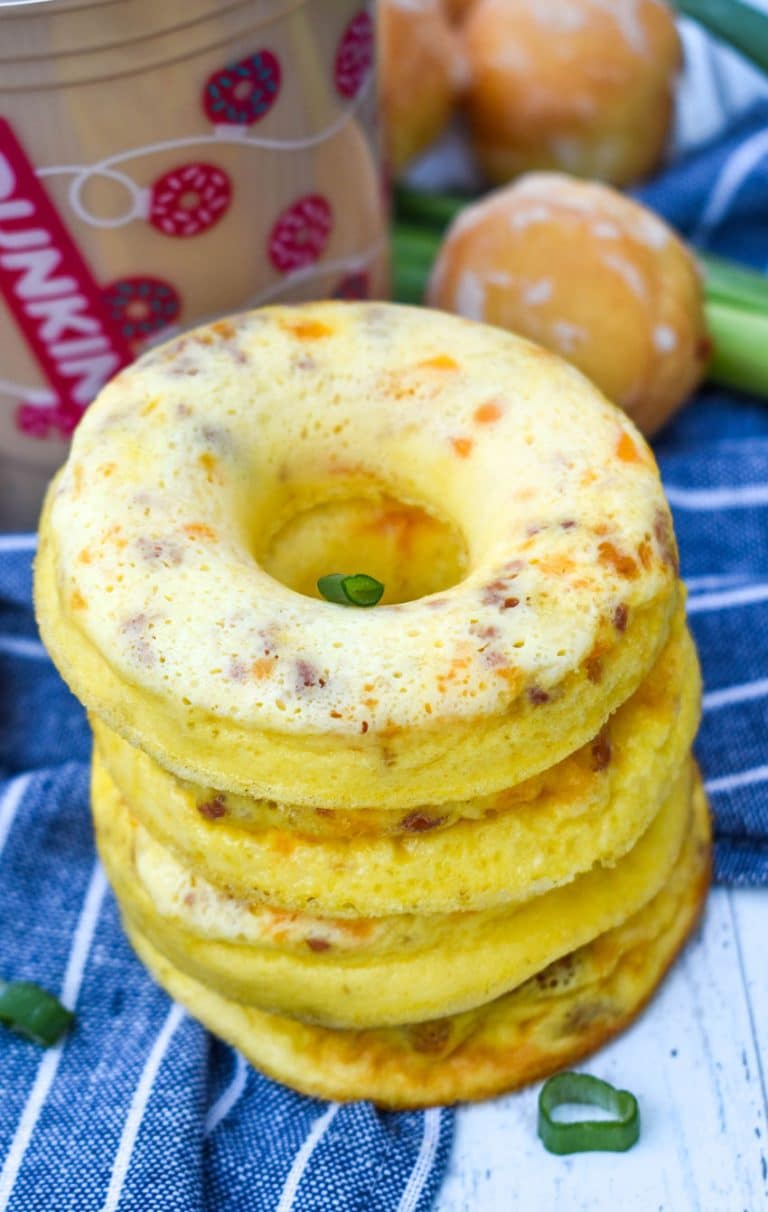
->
[392, 187, 768, 401]
[672, 0, 768, 77]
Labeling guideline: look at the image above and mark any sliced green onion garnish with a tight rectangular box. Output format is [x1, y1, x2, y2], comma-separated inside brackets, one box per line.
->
[317, 573, 385, 607]
[537, 1072, 640, 1155]
[705, 300, 768, 398]
[698, 252, 768, 315]
[673, 0, 768, 77]
[0, 980, 74, 1047]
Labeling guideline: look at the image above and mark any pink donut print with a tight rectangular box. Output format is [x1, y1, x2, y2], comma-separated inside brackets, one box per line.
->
[203, 50, 281, 125]
[334, 271, 370, 300]
[16, 400, 82, 440]
[149, 163, 232, 238]
[103, 276, 181, 343]
[268, 195, 333, 274]
[334, 9, 374, 99]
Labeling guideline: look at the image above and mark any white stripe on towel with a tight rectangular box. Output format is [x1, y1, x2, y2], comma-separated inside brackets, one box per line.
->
[276, 1103, 341, 1212]
[666, 482, 768, 510]
[705, 765, 768, 796]
[0, 861, 108, 1212]
[694, 125, 768, 243]
[684, 574, 750, 592]
[0, 772, 33, 863]
[703, 677, 768, 712]
[100, 1002, 186, 1212]
[204, 1051, 248, 1137]
[687, 583, 768, 614]
[0, 535, 36, 553]
[0, 636, 48, 660]
[396, 1108, 443, 1212]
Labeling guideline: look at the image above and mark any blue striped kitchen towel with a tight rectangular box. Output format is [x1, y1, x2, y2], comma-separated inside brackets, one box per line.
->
[0, 529, 453, 1212]
[2, 104, 768, 1212]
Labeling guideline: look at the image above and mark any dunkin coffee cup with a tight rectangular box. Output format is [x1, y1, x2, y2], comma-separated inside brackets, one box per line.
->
[0, 0, 386, 530]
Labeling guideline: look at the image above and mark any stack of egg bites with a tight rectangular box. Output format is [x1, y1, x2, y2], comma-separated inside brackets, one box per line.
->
[35, 302, 710, 1108]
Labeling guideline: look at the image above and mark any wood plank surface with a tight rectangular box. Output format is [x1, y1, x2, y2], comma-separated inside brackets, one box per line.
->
[435, 888, 768, 1212]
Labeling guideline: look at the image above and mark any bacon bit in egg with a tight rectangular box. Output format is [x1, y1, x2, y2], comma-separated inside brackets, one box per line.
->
[409, 1019, 452, 1053]
[585, 654, 603, 684]
[183, 522, 217, 541]
[198, 795, 227, 820]
[616, 431, 643, 463]
[137, 536, 183, 565]
[420, 354, 458, 371]
[637, 539, 653, 570]
[306, 937, 332, 952]
[528, 685, 550, 705]
[613, 603, 629, 632]
[400, 811, 447, 833]
[591, 728, 612, 771]
[296, 660, 325, 690]
[451, 436, 474, 458]
[330, 710, 343, 719]
[473, 400, 502, 424]
[598, 541, 639, 579]
[360, 720, 369, 734]
[654, 510, 679, 573]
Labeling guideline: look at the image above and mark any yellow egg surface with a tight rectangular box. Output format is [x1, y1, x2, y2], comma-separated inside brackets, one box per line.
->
[123, 770, 710, 1107]
[36, 303, 679, 809]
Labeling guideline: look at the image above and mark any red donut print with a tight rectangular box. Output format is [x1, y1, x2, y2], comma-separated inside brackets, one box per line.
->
[334, 9, 374, 99]
[268, 195, 333, 274]
[103, 276, 181, 343]
[334, 271, 370, 300]
[203, 49, 281, 125]
[149, 163, 232, 238]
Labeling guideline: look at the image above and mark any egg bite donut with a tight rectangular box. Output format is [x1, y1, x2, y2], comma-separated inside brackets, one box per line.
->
[463, 0, 681, 187]
[380, 0, 468, 172]
[428, 175, 710, 436]
[123, 771, 710, 1107]
[92, 754, 694, 1028]
[92, 608, 701, 916]
[35, 303, 680, 812]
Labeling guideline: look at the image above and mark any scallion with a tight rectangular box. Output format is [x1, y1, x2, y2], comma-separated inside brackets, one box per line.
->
[537, 1072, 640, 1155]
[673, 0, 768, 77]
[0, 980, 74, 1047]
[317, 573, 385, 606]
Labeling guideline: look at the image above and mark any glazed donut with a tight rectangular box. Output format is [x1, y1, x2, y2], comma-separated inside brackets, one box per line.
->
[463, 0, 681, 187]
[202, 49, 282, 126]
[103, 276, 181, 345]
[36, 302, 680, 810]
[149, 162, 232, 238]
[379, 0, 468, 173]
[428, 174, 710, 435]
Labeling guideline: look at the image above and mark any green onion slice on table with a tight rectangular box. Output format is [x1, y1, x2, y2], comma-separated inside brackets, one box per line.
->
[317, 573, 385, 607]
[0, 979, 74, 1046]
[537, 1072, 641, 1155]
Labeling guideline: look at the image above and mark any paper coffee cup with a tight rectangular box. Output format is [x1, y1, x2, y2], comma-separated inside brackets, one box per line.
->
[0, 0, 387, 530]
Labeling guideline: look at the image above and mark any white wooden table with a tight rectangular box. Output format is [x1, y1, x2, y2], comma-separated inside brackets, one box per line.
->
[435, 889, 767, 1212]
